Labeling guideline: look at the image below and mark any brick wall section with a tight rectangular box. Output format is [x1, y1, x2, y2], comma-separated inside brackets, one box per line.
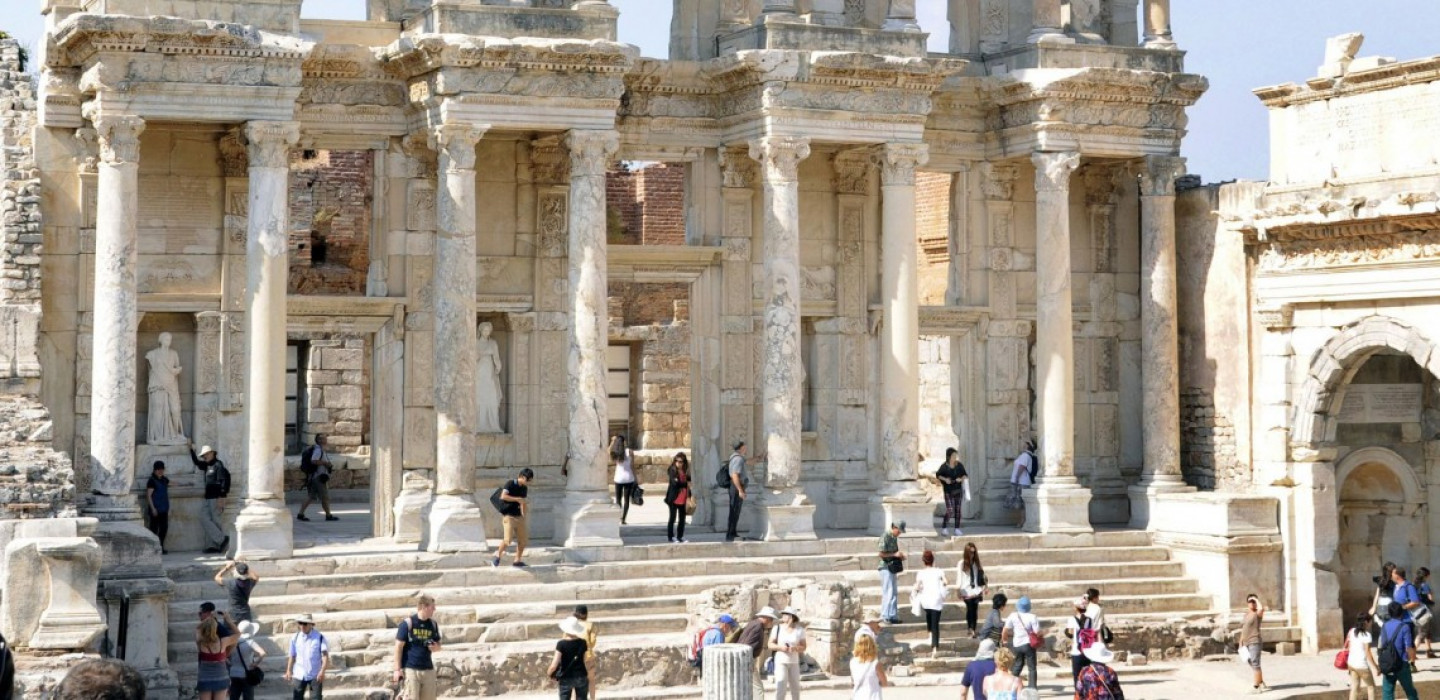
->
[606, 163, 686, 245]
[0, 39, 40, 305]
[606, 166, 638, 243]
[289, 149, 372, 295]
[1180, 387, 1240, 490]
[915, 171, 951, 304]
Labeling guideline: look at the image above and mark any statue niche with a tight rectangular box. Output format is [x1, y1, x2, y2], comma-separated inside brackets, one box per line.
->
[476, 321, 504, 433]
[145, 332, 188, 445]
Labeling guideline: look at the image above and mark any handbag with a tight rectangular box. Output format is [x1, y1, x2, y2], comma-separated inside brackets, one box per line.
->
[886, 557, 904, 574]
[241, 643, 264, 687]
[1333, 646, 1349, 670]
[1027, 619, 1042, 650]
[632, 484, 645, 506]
[1100, 624, 1114, 645]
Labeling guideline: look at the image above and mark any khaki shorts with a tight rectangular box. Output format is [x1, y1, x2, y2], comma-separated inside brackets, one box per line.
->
[502, 515, 528, 549]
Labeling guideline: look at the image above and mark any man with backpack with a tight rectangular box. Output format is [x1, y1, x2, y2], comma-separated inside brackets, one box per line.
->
[1379, 601, 1420, 699]
[491, 468, 533, 567]
[393, 594, 443, 700]
[297, 434, 337, 522]
[721, 441, 763, 542]
[190, 443, 231, 553]
[689, 614, 736, 675]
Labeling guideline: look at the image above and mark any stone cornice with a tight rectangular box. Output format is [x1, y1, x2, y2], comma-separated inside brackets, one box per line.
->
[50, 14, 311, 67]
[1254, 55, 1440, 109]
[991, 68, 1209, 109]
[381, 34, 637, 80]
[1235, 199, 1440, 245]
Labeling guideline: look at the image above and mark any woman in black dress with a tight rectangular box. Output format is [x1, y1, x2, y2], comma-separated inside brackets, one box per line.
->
[663, 452, 691, 543]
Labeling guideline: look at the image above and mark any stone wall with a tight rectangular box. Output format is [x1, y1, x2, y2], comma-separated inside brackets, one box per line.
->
[301, 337, 369, 451]
[636, 321, 690, 451]
[0, 39, 39, 306]
[916, 171, 951, 304]
[288, 149, 372, 295]
[606, 163, 686, 245]
[1179, 388, 1238, 489]
[0, 392, 76, 519]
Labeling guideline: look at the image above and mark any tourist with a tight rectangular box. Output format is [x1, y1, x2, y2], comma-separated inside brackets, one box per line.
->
[228, 620, 265, 700]
[609, 435, 637, 525]
[725, 441, 764, 542]
[695, 613, 736, 674]
[195, 615, 240, 700]
[1416, 567, 1435, 658]
[912, 550, 948, 656]
[297, 434, 337, 522]
[935, 447, 968, 536]
[1239, 593, 1268, 693]
[977, 593, 1009, 647]
[1065, 595, 1094, 683]
[739, 607, 777, 699]
[190, 444, 231, 554]
[215, 561, 259, 623]
[999, 595, 1040, 689]
[492, 467, 533, 567]
[1346, 610, 1379, 700]
[145, 460, 170, 554]
[1380, 601, 1419, 699]
[1085, 587, 1108, 635]
[1005, 440, 1036, 523]
[849, 633, 887, 700]
[769, 607, 807, 700]
[393, 594, 442, 700]
[199, 601, 234, 638]
[960, 639, 998, 700]
[877, 521, 907, 624]
[548, 616, 590, 700]
[958, 542, 987, 638]
[1391, 566, 1421, 624]
[1074, 636, 1124, 699]
[56, 659, 146, 700]
[574, 605, 598, 700]
[0, 630, 12, 700]
[1371, 562, 1397, 634]
[982, 646, 1025, 700]
[284, 614, 329, 700]
[664, 451, 691, 542]
[855, 608, 883, 647]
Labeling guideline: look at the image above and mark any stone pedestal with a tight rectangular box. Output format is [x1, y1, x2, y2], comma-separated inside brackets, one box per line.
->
[702, 644, 754, 700]
[1021, 484, 1094, 534]
[869, 487, 939, 537]
[28, 538, 106, 650]
[757, 492, 818, 542]
[99, 576, 178, 696]
[1149, 491, 1283, 612]
[235, 121, 300, 560]
[882, 0, 920, 32]
[1028, 0, 1073, 43]
[555, 130, 623, 548]
[392, 474, 431, 544]
[424, 123, 488, 552]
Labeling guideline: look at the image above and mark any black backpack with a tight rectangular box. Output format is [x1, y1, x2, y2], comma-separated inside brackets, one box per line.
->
[1377, 623, 1404, 675]
[300, 446, 317, 476]
[0, 631, 14, 700]
[716, 461, 731, 489]
[489, 486, 506, 513]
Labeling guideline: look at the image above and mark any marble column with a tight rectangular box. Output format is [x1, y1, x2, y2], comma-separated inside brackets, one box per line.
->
[1022, 151, 1092, 534]
[1128, 155, 1193, 528]
[1142, 0, 1176, 48]
[555, 129, 623, 548]
[759, 0, 799, 21]
[749, 136, 817, 541]
[872, 143, 937, 536]
[419, 124, 489, 552]
[702, 644, 755, 700]
[1028, 0, 1068, 43]
[234, 121, 301, 560]
[883, 0, 920, 32]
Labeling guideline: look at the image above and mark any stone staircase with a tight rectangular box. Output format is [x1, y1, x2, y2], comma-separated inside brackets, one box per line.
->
[159, 528, 1257, 699]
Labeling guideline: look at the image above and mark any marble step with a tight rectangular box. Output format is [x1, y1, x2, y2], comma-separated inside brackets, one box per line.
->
[857, 590, 1216, 618]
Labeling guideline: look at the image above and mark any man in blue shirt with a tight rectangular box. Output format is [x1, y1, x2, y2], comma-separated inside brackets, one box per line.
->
[1393, 566, 1422, 622]
[961, 639, 998, 700]
[285, 614, 329, 699]
[1381, 601, 1419, 700]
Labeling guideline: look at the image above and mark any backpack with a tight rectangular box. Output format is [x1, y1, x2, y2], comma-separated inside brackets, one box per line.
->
[300, 446, 317, 476]
[1377, 623, 1403, 675]
[716, 461, 732, 489]
[1027, 449, 1040, 484]
[0, 631, 14, 699]
[489, 486, 506, 513]
[688, 625, 722, 667]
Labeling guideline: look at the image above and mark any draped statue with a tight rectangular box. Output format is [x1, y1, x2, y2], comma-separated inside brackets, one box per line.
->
[145, 332, 187, 445]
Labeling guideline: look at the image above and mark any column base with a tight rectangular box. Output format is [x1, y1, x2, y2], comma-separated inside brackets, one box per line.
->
[423, 494, 487, 553]
[758, 489, 817, 541]
[882, 19, 922, 32]
[1143, 36, 1179, 50]
[554, 491, 622, 548]
[392, 485, 431, 544]
[88, 507, 161, 579]
[1028, 30, 1077, 45]
[1022, 482, 1093, 534]
[1127, 476, 1194, 530]
[868, 483, 937, 536]
[234, 499, 294, 560]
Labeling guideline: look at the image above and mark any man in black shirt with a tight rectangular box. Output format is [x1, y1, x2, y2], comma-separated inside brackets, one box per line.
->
[736, 607, 776, 699]
[145, 461, 170, 554]
[491, 468, 533, 568]
[215, 561, 260, 622]
[393, 594, 443, 700]
[190, 444, 231, 553]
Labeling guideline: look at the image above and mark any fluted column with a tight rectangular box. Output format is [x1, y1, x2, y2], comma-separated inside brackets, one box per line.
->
[86, 112, 145, 520]
[749, 136, 817, 542]
[555, 129, 623, 548]
[422, 123, 488, 552]
[1023, 151, 1092, 534]
[883, 0, 920, 32]
[1143, 0, 1176, 48]
[233, 120, 300, 560]
[702, 644, 755, 700]
[872, 143, 936, 536]
[1128, 155, 1193, 528]
[1028, 0, 1066, 43]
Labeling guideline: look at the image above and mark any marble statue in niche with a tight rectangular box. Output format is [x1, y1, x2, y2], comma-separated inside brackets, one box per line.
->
[476, 321, 504, 433]
[145, 332, 187, 445]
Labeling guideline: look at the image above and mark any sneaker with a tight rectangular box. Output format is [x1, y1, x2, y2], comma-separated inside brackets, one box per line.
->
[491, 556, 500, 567]
[668, 537, 676, 543]
[886, 618, 902, 625]
[678, 538, 688, 543]
[954, 529, 964, 536]
[325, 515, 339, 522]
[297, 514, 310, 521]
[512, 561, 528, 568]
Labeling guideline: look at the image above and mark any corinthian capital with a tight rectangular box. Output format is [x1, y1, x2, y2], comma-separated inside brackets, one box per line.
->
[748, 136, 811, 183]
[1032, 151, 1081, 193]
[429, 124, 487, 172]
[878, 143, 929, 187]
[1139, 155, 1187, 197]
[244, 121, 301, 169]
[92, 114, 145, 166]
[564, 130, 619, 178]
[979, 162, 1019, 200]
[720, 145, 758, 189]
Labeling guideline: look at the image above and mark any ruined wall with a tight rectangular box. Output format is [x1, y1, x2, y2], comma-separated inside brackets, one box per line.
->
[0, 39, 40, 306]
[606, 162, 686, 245]
[289, 149, 372, 295]
[916, 171, 951, 304]
[636, 320, 690, 451]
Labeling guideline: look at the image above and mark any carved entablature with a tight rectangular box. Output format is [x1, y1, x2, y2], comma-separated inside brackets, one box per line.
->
[300, 45, 407, 107]
[1253, 304, 1294, 330]
[919, 306, 990, 335]
[987, 69, 1208, 152]
[1255, 229, 1440, 272]
[702, 50, 963, 123]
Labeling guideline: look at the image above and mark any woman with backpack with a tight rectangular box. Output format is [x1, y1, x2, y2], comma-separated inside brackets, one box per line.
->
[958, 543, 987, 638]
[1000, 596, 1041, 689]
[1065, 596, 1095, 683]
[1344, 610, 1379, 700]
[664, 452, 691, 543]
[609, 435, 637, 525]
[769, 608, 808, 700]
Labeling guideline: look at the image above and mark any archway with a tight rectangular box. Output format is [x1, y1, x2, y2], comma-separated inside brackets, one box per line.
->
[1335, 447, 1425, 625]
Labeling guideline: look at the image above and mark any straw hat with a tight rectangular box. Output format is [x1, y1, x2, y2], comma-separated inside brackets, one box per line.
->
[862, 609, 884, 625]
[294, 614, 315, 625]
[559, 616, 587, 638]
[755, 607, 777, 620]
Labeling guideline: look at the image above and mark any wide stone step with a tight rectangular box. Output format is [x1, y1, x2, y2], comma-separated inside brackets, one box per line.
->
[858, 591, 1215, 618]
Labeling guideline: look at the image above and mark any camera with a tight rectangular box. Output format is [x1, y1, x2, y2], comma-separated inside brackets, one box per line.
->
[1374, 575, 1385, 586]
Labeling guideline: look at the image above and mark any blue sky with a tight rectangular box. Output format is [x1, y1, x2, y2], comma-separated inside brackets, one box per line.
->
[5, 1, 1432, 182]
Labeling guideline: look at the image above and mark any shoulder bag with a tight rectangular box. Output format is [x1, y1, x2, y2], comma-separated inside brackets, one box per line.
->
[241, 642, 265, 687]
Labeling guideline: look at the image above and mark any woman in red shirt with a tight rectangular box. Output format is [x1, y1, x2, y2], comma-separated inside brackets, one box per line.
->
[664, 452, 691, 543]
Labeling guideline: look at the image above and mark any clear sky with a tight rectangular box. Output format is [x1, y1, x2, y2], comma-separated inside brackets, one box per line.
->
[5, 1, 1433, 182]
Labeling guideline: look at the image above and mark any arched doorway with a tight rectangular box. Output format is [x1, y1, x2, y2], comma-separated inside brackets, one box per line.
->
[1335, 447, 1425, 625]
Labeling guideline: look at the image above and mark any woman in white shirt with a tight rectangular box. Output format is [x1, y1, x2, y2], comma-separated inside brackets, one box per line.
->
[609, 435, 636, 525]
[849, 634, 886, 700]
[769, 608, 808, 700]
[912, 550, 949, 656]
[999, 596, 1041, 689]
[1346, 610, 1379, 700]
[1005, 440, 1035, 517]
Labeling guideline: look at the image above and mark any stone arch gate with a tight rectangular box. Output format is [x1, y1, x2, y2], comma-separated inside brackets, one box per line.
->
[1284, 314, 1440, 651]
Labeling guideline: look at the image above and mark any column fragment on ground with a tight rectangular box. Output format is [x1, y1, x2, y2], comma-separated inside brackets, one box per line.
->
[749, 136, 817, 541]
[702, 644, 755, 700]
[423, 123, 488, 552]
[1129, 155, 1194, 527]
[873, 143, 938, 536]
[234, 121, 300, 560]
[555, 129, 623, 547]
[1023, 151, 1093, 534]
